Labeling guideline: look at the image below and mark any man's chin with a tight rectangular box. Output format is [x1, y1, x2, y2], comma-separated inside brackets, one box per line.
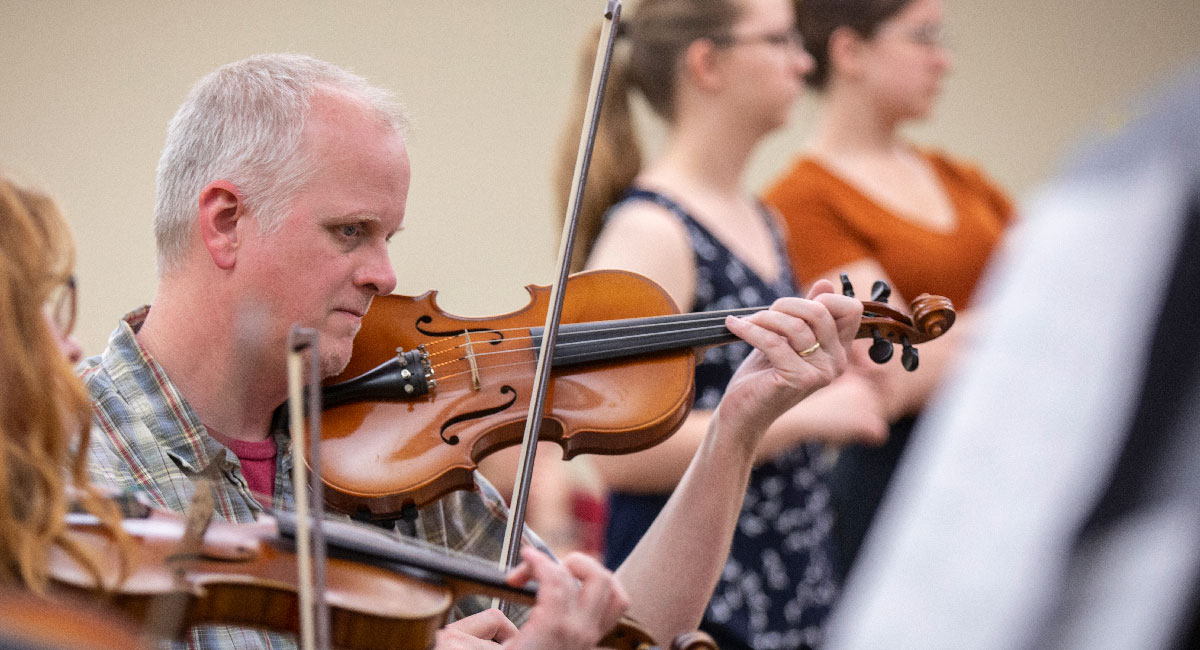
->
[314, 321, 360, 374]
[320, 355, 350, 379]
[316, 337, 355, 379]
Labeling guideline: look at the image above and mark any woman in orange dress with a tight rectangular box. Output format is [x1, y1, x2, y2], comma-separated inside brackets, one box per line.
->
[765, 0, 1015, 580]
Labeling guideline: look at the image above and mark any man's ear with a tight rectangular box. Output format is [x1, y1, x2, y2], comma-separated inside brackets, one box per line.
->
[197, 181, 244, 270]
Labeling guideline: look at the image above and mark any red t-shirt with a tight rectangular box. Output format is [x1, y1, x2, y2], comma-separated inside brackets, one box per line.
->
[211, 433, 278, 500]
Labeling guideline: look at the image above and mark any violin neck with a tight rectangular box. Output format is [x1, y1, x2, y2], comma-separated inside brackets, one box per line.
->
[535, 307, 762, 367]
[274, 510, 536, 604]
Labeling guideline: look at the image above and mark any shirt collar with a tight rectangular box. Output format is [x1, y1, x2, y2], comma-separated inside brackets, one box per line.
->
[102, 306, 234, 476]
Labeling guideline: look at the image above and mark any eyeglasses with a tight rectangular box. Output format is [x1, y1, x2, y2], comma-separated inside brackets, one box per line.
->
[43, 275, 77, 337]
[713, 28, 806, 52]
[881, 23, 951, 48]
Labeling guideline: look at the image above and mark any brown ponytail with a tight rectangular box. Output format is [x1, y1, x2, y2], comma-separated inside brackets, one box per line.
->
[553, 24, 642, 273]
[553, 0, 744, 272]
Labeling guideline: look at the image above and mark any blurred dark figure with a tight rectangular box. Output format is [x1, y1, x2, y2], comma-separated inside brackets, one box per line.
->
[823, 62, 1200, 650]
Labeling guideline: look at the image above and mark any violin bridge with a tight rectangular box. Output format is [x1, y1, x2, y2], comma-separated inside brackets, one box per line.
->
[463, 331, 482, 391]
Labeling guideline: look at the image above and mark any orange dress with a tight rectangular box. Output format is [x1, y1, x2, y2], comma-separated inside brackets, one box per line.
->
[764, 148, 1015, 581]
[765, 150, 1014, 307]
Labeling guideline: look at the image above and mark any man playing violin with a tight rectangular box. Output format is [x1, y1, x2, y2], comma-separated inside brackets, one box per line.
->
[81, 53, 862, 650]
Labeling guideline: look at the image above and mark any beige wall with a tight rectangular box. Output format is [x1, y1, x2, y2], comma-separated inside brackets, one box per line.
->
[2, 1, 1198, 357]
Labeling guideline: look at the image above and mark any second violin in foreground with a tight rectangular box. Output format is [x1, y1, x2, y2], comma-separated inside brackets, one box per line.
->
[50, 501, 707, 650]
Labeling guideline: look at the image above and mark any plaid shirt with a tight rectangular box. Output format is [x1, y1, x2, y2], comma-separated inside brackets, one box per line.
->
[82, 307, 543, 650]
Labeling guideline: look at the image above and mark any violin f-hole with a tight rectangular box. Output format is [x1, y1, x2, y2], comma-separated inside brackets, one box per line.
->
[414, 317, 505, 345]
[438, 385, 519, 445]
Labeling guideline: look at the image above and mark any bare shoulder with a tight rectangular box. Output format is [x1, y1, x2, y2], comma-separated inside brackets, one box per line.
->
[589, 200, 691, 267]
[587, 200, 697, 308]
[599, 199, 690, 242]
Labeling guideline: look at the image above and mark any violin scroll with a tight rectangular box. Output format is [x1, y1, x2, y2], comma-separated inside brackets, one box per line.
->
[910, 293, 956, 339]
[843, 273, 957, 372]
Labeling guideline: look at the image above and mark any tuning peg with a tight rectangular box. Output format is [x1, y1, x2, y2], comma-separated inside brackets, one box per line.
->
[840, 272, 855, 298]
[868, 328, 894, 364]
[900, 336, 919, 371]
[870, 280, 891, 303]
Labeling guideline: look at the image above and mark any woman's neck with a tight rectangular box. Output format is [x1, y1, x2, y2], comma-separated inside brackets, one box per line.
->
[809, 87, 904, 158]
[644, 108, 762, 199]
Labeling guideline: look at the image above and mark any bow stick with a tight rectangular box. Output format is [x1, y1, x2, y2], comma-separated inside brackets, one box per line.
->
[496, 0, 624, 587]
[287, 326, 331, 650]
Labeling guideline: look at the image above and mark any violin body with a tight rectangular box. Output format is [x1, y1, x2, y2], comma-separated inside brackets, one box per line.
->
[48, 509, 670, 650]
[322, 270, 696, 517]
[50, 515, 451, 650]
[0, 588, 153, 650]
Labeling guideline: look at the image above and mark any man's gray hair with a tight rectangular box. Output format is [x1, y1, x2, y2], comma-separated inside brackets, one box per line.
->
[153, 53, 408, 273]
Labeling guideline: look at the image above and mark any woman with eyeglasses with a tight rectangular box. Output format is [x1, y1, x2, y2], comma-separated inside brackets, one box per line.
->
[0, 174, 127, 596]
[552, 1, 889, 648]
[765, 0, 1016, 582]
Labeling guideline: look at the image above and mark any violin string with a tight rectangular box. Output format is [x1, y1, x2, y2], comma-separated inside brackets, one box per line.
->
[300, 511, 518, 580]
[431, 330, 745, 385]
[426, 320, 736, 371]
[410, 309, 763, 387]
[420, 309, 760, 362]
[413, 302, 915, 385]
[410, 298, 907, 368]
[408, 305, 911, 387]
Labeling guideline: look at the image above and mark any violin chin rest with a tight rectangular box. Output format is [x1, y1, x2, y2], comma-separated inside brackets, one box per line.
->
[196, 522, 266, 561]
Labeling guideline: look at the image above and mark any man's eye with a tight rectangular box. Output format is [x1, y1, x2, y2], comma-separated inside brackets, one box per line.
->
[338, 224, 363, 238]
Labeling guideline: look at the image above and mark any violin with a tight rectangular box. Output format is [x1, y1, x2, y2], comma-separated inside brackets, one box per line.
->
[48, 505, 705, 650]
[305, 269, 954, 518]
[50, 510, 451, 650]
[0, 588, 153, 650]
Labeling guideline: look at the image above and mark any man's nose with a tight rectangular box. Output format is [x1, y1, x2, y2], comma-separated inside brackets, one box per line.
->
[358, 243, 398, 296]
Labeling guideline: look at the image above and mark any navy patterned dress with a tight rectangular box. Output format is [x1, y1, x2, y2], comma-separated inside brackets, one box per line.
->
[601, 189, 838, 650]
